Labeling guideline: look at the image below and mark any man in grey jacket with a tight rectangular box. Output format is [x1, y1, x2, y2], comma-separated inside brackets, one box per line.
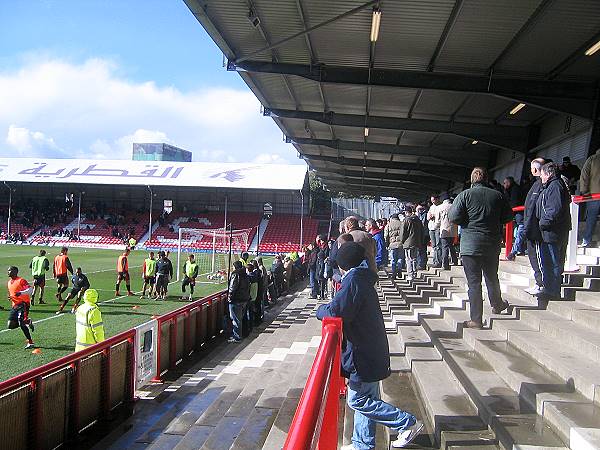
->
[384, 213, 405, 279]
[580, 148, 600, 248]
[449, 167, 514, 328]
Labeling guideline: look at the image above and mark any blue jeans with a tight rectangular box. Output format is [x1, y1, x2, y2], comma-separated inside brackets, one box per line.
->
[538, 241, 566, 298]
[429, 230, 442, 266]
[347, 380, 415, 450]
[228, 302, 247, 341]
[509, 214, 525, 256]
[309, 268, 317, 296]
[583, 200, 600, 244]
[390, 247, 405, 277]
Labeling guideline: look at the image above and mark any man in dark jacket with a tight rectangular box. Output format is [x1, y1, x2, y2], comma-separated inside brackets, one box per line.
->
[315, 235, 329, 300]
[522, 158, 546, 294]
[271, 255, 284, 297]
[503, 176, 525, 261]
[449, 167, 514, 328]
[316, 242, 423, 449]
[536, 162, 571, 300]
[398, 206, 424, 281]
[227, 260, 250, 342]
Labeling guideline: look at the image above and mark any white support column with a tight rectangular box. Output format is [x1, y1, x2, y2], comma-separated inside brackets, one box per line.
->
[565, 200, 580, 272]
[177, 227, 182, 282]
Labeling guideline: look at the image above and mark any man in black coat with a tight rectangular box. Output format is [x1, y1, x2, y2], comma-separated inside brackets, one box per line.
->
[449, 167, 513, 328]
[522, 158, 546, 295]
[227, 260, 250, 342]
[536, 162, 571, 300]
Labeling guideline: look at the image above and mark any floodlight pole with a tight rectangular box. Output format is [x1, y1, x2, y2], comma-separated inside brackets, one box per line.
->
[147, 185, 153, 242]
[3, 182, 12, 238]
[77, 191, 84, 238]
[299, 190, 304, 251]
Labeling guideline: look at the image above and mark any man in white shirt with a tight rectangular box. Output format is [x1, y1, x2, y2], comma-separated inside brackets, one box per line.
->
[427, 195, 442, 268]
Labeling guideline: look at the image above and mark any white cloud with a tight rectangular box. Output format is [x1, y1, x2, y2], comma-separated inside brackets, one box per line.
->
[253, 153, 290, 164]
[0, 58, 302, 164]
[5, 124, 65, 157]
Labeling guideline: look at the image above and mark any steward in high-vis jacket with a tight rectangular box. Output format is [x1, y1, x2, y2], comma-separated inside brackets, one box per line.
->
[181, 254, 199, 301]
[75, 289, 105, 352]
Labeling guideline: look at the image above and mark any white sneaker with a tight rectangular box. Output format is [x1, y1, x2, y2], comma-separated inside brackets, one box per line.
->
[524, 285, 542, 295]
[391, 420, 424, 448]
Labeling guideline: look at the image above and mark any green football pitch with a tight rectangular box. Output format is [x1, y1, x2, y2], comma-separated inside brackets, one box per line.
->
[0, 246, 269, 382]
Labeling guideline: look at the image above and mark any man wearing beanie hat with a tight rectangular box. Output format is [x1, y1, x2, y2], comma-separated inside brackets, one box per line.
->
[317, 242, 423, 449]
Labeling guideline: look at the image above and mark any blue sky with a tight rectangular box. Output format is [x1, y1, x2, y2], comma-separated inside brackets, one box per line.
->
[0, 0, 299, 164]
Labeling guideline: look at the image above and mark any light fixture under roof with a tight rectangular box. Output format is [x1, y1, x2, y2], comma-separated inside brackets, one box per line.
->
[370, 9, 381, 43]
[471, 140, 478, 145]
[364, 151, 368, 156]
[364, 127, 369, 137]
[509, 103, 526, 115]
[585, 39, 600, 56]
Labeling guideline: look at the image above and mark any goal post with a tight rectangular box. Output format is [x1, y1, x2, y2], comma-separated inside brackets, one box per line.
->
[176, 226, 253, 282]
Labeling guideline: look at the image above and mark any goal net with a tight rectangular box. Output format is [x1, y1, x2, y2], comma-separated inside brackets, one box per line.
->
[176, 227, 253, 281]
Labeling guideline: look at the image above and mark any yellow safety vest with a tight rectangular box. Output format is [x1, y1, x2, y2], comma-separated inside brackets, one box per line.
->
[75, 302, 105, 352]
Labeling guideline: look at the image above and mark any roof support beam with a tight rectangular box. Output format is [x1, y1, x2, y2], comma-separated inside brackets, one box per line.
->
[232, 60, 597, 118]
[304, 154, 468, 182]
[289, 137, 488, 166]
[317, 169, 449, 186]
[322, 173, 447, 192]
[268, 108, 530, 151]
[325, 181, 424, 199]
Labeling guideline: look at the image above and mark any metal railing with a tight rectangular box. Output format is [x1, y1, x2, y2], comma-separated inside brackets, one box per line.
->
[0, 329, 136, 450]
[283, 317, 343, 450]
[153, 290, 227, 381]
[504, 192, 600, 271]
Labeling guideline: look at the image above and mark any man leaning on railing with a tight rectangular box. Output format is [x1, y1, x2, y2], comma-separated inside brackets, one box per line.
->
[315, 242, 424, 450]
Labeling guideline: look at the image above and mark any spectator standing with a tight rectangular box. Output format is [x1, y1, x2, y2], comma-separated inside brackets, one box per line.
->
[438, 197, 459, 270]
[75, 289, 104, 352]
[247, 261, 260, 327]
[579, 148, 600, 248]
[427, 196, 442, 268]
[227, 260, 250, 343]
[256, 257, 269, 312]
[449, 167, 514, 328]
[315, 235, 329, 299]
[271, 255, 284, 297]
[503, 177, 525, 261]
[398, 205, 424, 281]
[385, 214, 405, 279]
[344, 216, 377, 274]
[415, 205, 429, 270]
[330, 233, 354, 294]
[560, 156, 581, 195]
[523, 158, 546, 295]
[366, 218, 388, 270]
[317, 243, 423, 450]
[536, 162, 572, 301]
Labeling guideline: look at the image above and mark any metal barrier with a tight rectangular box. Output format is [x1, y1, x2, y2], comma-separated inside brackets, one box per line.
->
[152, 290, 227, 381]
[0, 329, 135, 450]
[504, 192, 600, 270]
[0, 289, 228, 450]
[283, 317, 343, 450]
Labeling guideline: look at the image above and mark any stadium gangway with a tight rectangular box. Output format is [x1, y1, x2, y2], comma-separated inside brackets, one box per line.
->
[283, 317, 343, 450]
[0, 290, 227, 450]
[504, 192, 600, 271]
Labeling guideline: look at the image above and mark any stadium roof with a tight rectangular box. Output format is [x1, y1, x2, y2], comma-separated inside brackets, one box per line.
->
[0, 158, 307, 191]
[185, 0, 600, 199]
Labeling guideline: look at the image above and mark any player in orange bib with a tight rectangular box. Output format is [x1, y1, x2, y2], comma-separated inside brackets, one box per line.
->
[6, 266, 35, 349]
[115, 248, 133, 296]
[53, 247, 74, 303]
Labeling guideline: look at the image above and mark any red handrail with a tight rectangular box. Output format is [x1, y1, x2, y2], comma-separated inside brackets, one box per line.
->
[0, 328, 135, 396]
[283, 317, 342, 450]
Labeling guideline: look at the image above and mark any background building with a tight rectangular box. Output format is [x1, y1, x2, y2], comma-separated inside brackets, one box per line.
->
[132, 143, 192, 162]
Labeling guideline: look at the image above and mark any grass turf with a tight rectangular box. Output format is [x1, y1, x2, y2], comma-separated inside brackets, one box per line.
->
[0, 245, 260, 382]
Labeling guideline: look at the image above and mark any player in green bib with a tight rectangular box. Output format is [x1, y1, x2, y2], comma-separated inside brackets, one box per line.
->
[29, 249, 50, 305]
[181, 254, 199, 301]
[140, 251, 157, 299]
